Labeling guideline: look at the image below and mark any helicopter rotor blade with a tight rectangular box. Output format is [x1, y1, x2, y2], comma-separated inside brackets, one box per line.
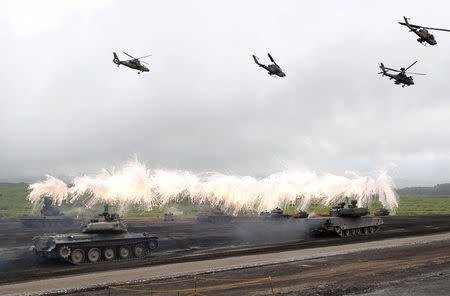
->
[404, 61, 417, 71]
[405, 72, 426, 75]
[140, 61, 149, 65]
[420, 26, 450, 32]
[399, 22, 421, 29]
[267, 53, 278, 66]
[122, 51, 137, 60]
[136, 54, 152, 60]
[385, 67, 401, 72]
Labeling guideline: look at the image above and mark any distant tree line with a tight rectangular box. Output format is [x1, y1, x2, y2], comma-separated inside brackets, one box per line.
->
[397, 183, 450, 195]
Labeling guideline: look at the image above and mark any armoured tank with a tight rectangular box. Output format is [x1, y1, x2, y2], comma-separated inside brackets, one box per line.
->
[319, 200, 383, 237]
[263, 208, 291, 220]
[32, 206, 158, 264]
[197, 209, 232, 223]
[292, 210, 309, 219]
[262, 208, 309, 220]
[20, 197, 73, 228]
[374, 208, 390, 216]
[164, 212, 174, 221]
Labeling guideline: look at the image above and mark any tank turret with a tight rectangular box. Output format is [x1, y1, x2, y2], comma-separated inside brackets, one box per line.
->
[329, 199, 369, 217]
[80, 205, 127, 234]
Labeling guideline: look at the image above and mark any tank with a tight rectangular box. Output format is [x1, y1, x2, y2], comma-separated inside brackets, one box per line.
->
[20, 197, 74, 228]
[164, 212, 174, 221]
[292, 210, 309, 219]
[319, 200, 383, 237]
[263, 208, 291, 220]
[374, 208, 390, 216]
[32, 205, 158, 264]
[197, 209, 232, 223]
[261, 208, 309, 220]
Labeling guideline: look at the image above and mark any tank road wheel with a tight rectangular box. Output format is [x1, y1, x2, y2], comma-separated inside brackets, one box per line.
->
[119, 246, 130, 259]
[335, 227, 344, 237]
[58, 246, 71, 259]
[70, 249, 85, 264]
[148, 240, 158, 251]
[343, 229, 350, 237]
[133, 244, 148, 258]
[355, 228, 362, 236]
[87, 248, 101, 263]
[368, 226, 375, 233]
[363, 227, 369, 235]
[103, 248, 115, 261]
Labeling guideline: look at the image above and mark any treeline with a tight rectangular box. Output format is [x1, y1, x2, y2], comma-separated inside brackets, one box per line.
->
[397, 183, 450, 195]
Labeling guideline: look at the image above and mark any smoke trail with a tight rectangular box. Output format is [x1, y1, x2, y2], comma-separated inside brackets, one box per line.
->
[27, 160, 399, 212]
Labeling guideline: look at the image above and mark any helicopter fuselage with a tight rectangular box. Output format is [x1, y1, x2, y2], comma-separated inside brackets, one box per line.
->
[414, 28, 437, 45]
[263, 64, 286, 77]
[384, 72, 414, 86]
[116, 60, 149, 72]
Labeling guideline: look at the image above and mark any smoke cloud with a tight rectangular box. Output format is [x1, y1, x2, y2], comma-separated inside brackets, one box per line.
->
[27, 160, 399, 212]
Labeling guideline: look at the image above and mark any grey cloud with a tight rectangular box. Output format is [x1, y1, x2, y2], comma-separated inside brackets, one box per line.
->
[2, 0, 450, 186]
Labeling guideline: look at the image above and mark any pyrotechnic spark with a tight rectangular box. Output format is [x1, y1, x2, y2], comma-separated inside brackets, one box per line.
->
[27, 160, 399, 212]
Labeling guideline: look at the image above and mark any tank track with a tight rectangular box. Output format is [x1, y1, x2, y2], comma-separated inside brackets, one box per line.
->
[333, 225, 381, 237]
[50, 238, 158, 265]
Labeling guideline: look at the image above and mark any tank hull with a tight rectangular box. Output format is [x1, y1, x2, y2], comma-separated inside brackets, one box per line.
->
[32, 232, 158, 264]
[319, 216, 384, 237]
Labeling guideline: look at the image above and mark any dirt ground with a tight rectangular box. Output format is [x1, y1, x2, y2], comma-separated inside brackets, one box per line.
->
[61, 237, 450, 296]
[1, 215, 449, 295]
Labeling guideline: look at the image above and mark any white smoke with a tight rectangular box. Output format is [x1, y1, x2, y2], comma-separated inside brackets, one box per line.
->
[27, 160, 399, 213]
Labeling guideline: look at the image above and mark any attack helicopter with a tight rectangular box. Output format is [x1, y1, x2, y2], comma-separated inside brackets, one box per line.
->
[399, 16, 450, 46]
[378, 61, 425, 87]
[113, 51, 151, 74]
[252, 53, 286, 77]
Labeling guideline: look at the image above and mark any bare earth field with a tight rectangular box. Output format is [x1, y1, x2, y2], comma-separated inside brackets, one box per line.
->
[0, 215, 449, 295]
[1, 233, 450, 296]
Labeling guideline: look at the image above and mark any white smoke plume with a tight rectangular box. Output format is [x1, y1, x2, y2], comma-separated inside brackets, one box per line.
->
[27, 160, 399, 213]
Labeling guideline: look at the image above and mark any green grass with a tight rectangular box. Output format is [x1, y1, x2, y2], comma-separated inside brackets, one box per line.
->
[0, 183, 33, 218]
[1, 183, 450, 219]
[396, 195, 450, 215]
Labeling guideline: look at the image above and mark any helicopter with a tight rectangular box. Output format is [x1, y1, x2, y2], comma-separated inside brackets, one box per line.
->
[113, 51, 151, 74]
[378, 61, 425, 87]
[252, 53, 286, 77]
[399, 16, 450, 46]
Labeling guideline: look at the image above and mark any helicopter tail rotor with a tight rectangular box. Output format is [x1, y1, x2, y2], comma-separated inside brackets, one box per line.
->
[113, 52, 120, 65]
[253, 55, 262, 66]
[378, 62, 386, 75]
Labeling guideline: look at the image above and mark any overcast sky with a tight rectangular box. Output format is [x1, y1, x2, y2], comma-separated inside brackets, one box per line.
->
[2, 0, 450, 187]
